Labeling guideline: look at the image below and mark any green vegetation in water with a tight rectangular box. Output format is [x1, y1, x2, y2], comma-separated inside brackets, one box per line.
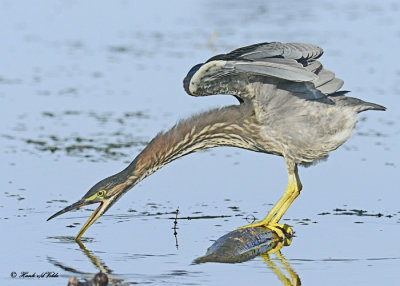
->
[4, 110, 151, 161]
[318, 208, 397, 218]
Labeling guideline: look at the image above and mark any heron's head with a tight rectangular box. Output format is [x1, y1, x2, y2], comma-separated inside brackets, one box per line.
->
[47, 172, 135, 240]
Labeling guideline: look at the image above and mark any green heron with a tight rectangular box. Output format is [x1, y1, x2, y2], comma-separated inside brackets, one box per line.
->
[48, 42, 385, 240]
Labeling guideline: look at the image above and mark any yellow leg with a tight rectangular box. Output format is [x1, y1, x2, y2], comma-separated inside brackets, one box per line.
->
[239, 165, 302, 238]
[270, 170, 301, 224]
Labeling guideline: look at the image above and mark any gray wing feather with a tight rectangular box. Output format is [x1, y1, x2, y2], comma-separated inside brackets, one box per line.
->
[314, 70, 335, 87]
[316, 78, 344, 94]
[305, 60, 323, 73]
[305, 62, 344, 95]
[233, 42, 323, 61]
[232, 61, 318, 82]
[258, 58, 304, 67]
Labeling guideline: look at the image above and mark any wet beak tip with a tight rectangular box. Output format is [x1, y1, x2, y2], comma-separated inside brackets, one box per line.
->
[47, 215, 56, 221]
[46, 212, 59, 221]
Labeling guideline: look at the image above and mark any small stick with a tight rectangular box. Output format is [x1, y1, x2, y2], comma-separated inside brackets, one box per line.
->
[172, 207, 179, 249]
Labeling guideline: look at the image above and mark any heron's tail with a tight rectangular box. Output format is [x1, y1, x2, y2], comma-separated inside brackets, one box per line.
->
[355, 101, 386, 113]
[332, 94, 386, 113]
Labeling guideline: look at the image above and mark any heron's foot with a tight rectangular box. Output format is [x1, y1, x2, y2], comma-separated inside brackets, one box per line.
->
[238, 222, 292, 243]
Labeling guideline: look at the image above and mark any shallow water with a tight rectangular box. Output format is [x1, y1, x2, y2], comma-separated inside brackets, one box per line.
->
[1, 0, 399, 285]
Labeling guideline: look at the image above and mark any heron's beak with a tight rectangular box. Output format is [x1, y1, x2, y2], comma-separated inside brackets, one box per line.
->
[47, 198, 112, 240]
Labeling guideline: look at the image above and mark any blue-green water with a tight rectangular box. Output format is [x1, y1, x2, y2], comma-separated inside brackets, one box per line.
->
[1, 0, 399, 285]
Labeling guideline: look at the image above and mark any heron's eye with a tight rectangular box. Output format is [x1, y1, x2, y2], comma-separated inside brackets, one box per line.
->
[97, 190, 106, 197]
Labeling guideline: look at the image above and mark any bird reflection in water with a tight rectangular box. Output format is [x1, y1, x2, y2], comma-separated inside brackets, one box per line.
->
[262, 251, 301, 286]
[48, 239, 125, 286]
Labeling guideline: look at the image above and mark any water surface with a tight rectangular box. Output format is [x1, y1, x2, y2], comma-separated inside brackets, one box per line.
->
[1, 0, 399, 285]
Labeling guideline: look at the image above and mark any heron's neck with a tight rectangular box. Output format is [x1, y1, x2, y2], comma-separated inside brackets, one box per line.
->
[122, 104, 258, 185]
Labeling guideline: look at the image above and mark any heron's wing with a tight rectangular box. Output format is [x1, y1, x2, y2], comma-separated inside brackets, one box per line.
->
[183, 42, 344, 101]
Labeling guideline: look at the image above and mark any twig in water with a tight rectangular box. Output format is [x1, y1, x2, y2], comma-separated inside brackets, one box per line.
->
[169, 215, 232, 220]
[172, 207, 179, 249]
